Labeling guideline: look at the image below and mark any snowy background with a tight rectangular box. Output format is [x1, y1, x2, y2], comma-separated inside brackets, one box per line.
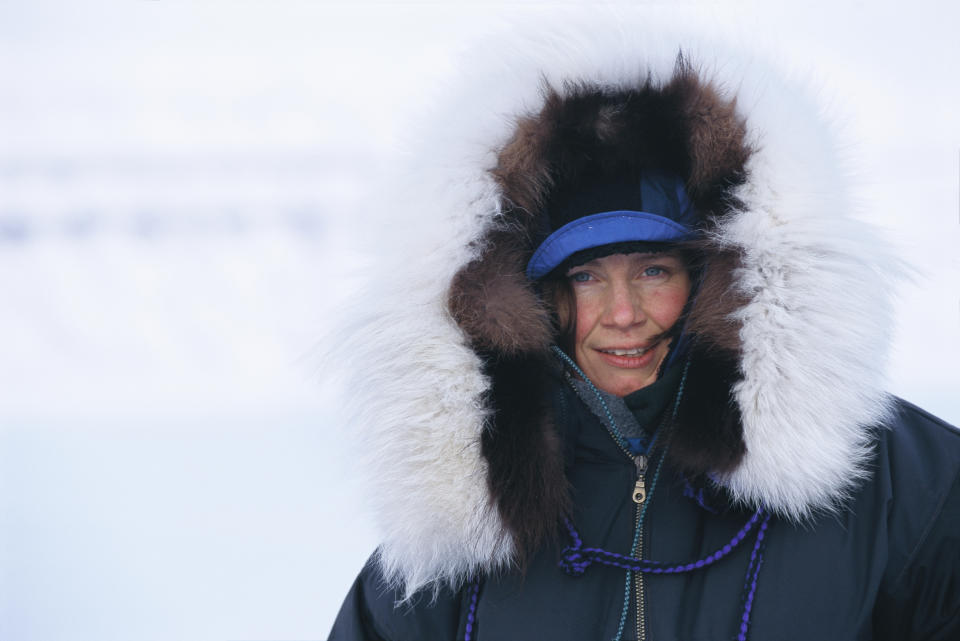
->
[1, 2, 958, 640]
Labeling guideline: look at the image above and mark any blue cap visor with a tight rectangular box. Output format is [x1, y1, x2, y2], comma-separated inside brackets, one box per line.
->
[525, 210, 694, 280]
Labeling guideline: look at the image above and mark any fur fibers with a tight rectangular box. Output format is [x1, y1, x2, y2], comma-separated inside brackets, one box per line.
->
[328, 17, 897, 597]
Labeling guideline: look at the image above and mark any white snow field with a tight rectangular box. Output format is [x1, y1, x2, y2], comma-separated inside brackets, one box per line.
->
[1, 2, 957, 640]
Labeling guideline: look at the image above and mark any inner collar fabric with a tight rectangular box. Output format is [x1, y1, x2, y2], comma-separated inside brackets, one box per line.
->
[566, 358, 685, 442]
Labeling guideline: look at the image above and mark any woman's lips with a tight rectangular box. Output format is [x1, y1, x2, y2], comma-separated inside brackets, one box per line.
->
[595, 343, 659, 368]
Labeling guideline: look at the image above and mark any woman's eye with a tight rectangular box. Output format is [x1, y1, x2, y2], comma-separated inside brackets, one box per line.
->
[642, 266, 665, 277]
[569, 272, 592, 283]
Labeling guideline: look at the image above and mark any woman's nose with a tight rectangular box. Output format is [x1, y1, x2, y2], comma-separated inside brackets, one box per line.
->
[604, 282, 643, 327]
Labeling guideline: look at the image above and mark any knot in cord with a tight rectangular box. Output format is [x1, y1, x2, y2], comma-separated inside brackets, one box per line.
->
[558, 510, 772, 641]
[558, 510, 766, 577]
[558, 517, 588, 576]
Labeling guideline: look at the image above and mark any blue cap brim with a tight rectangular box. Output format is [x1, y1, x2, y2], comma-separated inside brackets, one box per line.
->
[525, 210, 694, 280]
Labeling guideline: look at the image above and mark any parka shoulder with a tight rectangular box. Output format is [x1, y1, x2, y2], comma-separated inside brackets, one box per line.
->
[871, 400, 960, 640]
[329, 555, 465, 641]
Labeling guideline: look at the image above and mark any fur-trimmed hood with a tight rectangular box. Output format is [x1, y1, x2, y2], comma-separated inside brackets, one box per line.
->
[329, 17, 898, 597]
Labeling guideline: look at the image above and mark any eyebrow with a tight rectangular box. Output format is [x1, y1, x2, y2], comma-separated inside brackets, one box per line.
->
[576, 252, 681, 268]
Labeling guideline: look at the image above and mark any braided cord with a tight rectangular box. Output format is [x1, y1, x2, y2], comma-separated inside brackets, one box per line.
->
[560, 510, 764, 575]
[463, 577, 481, 641]
[558, 509, 769, 641]
[737, 515, 771, 641]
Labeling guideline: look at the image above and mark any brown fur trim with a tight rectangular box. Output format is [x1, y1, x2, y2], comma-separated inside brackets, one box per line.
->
[685, 244, 747, 354]
[449, 230, 555, 355]
[671, 59, 752, 214]
[490, 107, 557, 221]
[480, 354, 570, 561]
[668, 346, 746, 476]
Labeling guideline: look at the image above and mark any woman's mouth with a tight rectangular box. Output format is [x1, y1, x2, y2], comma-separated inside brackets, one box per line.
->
[593, 342, 663, 370]
[598, 345, 654, 357]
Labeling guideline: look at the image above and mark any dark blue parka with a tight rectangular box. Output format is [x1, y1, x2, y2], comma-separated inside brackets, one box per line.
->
[325, 16, 960, 641]
[331, 363, 960, 640]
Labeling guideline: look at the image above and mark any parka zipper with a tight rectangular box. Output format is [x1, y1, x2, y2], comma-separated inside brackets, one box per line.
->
[611, 441, 650, 641]
[632, 454, 648, 504]
[632, 455, 648, 641]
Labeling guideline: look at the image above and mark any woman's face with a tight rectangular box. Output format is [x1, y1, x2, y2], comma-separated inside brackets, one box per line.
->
[566, 251, 691, 396]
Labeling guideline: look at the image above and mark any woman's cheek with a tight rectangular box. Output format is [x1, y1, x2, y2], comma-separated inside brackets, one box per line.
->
[573, 297, 602, 344]
[651, 285, 690, 325]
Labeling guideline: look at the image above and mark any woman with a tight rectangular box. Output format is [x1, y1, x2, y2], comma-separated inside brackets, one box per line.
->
[329, 19, 959, 641]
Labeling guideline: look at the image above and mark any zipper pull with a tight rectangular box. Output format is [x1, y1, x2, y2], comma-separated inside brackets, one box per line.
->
[632, 454, 648, 504]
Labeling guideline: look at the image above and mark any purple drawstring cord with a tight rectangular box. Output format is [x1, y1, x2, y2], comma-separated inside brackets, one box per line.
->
[463, 576, 481, 641]
[737, 515, 769, 641]
[559, 510, 764, 575]
[560, 510, 772, 640]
